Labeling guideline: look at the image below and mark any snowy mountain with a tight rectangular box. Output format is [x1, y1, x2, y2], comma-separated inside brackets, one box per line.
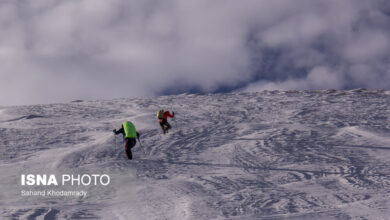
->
[0, 90, 389, 219]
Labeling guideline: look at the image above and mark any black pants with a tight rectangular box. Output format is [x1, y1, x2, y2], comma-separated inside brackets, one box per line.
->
[159, 119, 171, 134]
[125, 138, 137, 160]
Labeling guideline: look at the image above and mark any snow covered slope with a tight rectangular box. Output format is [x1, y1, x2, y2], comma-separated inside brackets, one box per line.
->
[0, 90, 390, 219]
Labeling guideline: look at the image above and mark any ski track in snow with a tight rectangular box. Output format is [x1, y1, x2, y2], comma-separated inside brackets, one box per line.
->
[0, 90, 390, 219]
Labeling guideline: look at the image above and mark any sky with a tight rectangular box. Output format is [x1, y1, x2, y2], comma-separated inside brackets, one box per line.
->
[1, 0, 390, 106]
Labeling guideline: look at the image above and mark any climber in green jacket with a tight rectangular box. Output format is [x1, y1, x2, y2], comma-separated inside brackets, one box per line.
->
[113, 121, 140, 160]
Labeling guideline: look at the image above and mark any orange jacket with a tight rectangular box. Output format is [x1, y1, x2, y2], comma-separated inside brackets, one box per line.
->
[159, 111, 174, 122]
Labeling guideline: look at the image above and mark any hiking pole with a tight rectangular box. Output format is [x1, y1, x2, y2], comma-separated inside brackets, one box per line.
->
[137, 137, 146, 156]
[173, 111, 178, 130]
[173, 117, 177, 130]
[170, 102, 177, 130]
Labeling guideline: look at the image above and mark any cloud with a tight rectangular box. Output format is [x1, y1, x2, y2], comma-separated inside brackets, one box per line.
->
[240, 0, 390, 92]
[0, 0, 389, 105]
[343, 30, 389, 63]
[243, 66, 343, 91]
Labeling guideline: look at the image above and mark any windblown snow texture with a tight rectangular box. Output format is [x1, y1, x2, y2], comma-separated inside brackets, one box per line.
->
[0, 90, 390, 219]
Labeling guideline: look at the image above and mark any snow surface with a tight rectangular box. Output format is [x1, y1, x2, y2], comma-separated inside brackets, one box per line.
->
[0, 90, 390, 219]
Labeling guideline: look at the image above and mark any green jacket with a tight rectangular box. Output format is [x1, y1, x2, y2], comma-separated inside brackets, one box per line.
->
[122, 121, 137, 138]
[114, 121, 139, 139]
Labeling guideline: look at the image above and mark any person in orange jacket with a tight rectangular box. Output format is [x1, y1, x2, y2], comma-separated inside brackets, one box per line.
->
[157, 110, 175, 134]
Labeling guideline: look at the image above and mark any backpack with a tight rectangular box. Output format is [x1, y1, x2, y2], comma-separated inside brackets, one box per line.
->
[157, 110, 164, 119]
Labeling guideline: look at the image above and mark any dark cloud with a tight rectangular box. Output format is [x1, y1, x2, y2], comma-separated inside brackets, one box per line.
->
[0, 0, 389, 105]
